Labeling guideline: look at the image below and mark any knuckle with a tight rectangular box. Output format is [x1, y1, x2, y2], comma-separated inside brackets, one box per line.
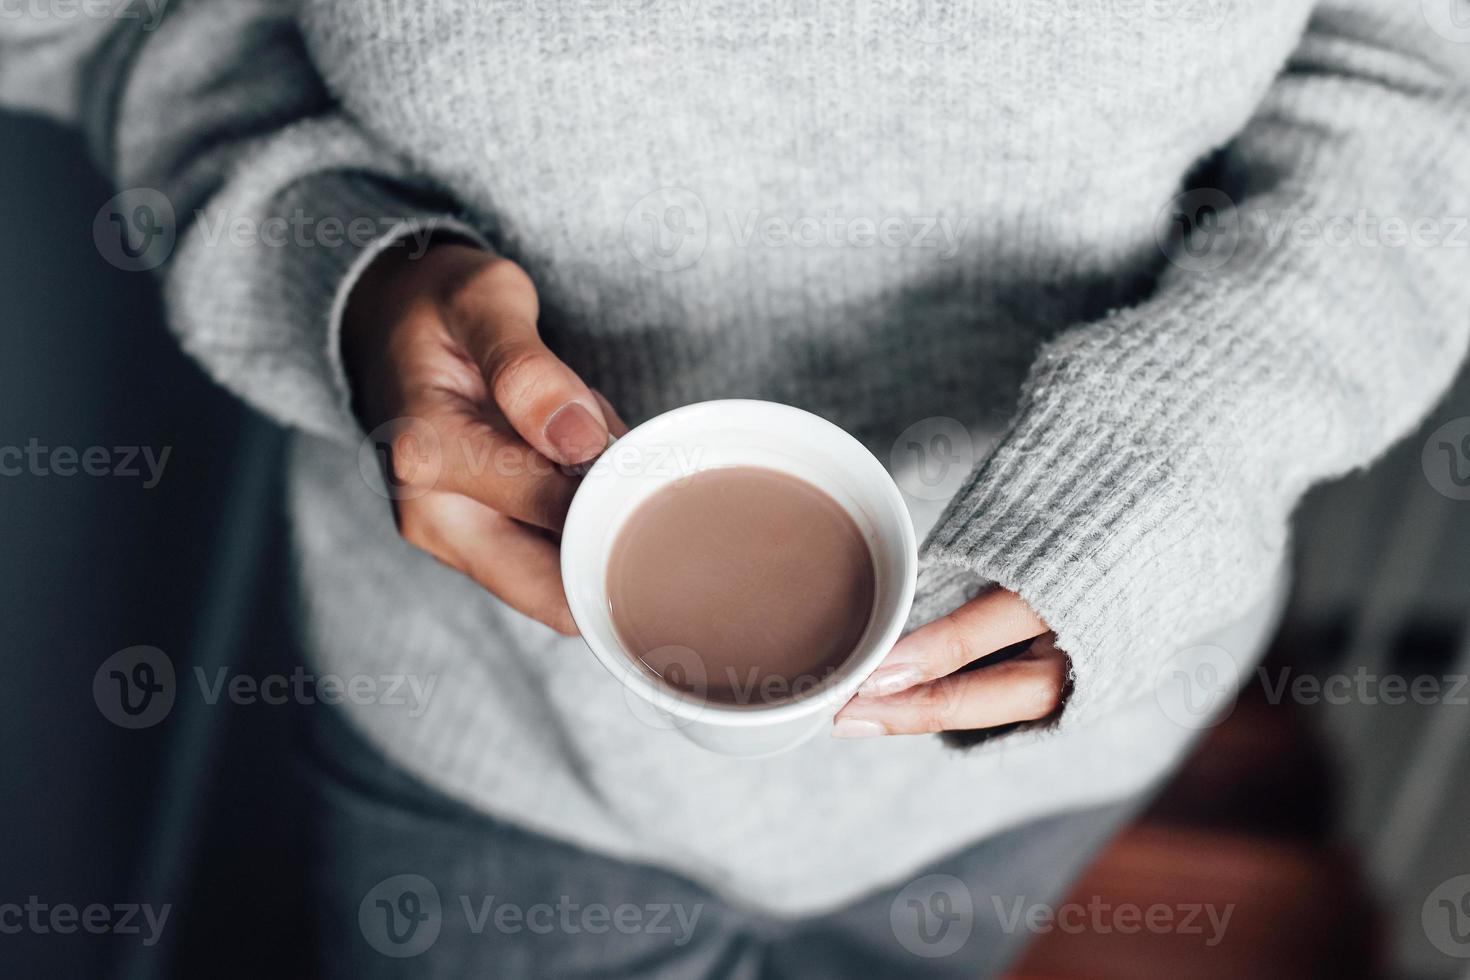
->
[940, 613, 976, 668]
[475, 256, 536, 297]
[906, 680, 957, 732]
[910, 701, 949, 734]
[479, 255, 538, 296]
[447, 257, 537, 321]
[1013, 669, 1063, 721]
[488, 344, 557, 411]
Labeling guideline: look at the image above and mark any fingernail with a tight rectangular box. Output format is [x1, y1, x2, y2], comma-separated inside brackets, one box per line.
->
[544, 402, 607, 465]
[832, 718, 887, 739]
[859, 665, 924, 698]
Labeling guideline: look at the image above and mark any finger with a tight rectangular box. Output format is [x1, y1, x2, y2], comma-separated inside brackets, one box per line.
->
[444, 259, 609, 465]
[858, 588, 1048, 698]
[373, 400, 579, 531]
[834, 639, 1068, 737]
[397, 492, 578, 635]
[592, 389, 632, 438]
[427, 408, 579, 531]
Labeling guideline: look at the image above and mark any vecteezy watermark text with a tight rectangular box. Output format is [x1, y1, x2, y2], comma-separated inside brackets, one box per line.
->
[191, 208, 443, 258]
[888, 874, 1234, 960]
[358, 875, 704, 958]
[93, 646, 438, 729]
[1157, 190, 1470, 274]
[0, 440, 169, 488]
[192, 666, 438, 717]
[726, 209, 969, 259]
[622, 187, 974, 272]
[0, 897, 171, 947]
[992, 895, 1234, 947]
[94, 188, 455, 272]
[1258, 666, 1469, 707]
[359, 416, 707, 501]
[900, 0, 1228, 44]
[1155, 643, 1470, 731]
[0, 0, 169, 30]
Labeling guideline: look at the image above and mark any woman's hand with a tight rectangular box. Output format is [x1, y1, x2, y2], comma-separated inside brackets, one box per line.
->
[833, 589, 1069, 737]
[342, 243, 625, 635]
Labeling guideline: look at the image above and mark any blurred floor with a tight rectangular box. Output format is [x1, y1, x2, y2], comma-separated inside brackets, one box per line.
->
[1008, 672, 1379, 979]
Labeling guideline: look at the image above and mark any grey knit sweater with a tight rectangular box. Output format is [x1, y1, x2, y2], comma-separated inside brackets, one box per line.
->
[6, 0, 1470, 915]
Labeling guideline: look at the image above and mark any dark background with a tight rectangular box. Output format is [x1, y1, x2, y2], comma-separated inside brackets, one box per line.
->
[0, 112, 306, 980]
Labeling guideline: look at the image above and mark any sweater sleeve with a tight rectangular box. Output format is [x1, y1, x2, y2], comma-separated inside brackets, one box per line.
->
[924, 0, 1470, 728]
[0, 0, 486, 446]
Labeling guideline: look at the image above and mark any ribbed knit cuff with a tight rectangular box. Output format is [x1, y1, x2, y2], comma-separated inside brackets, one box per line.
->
[314, 178, 492, 445]
[265, 174, 491, 446]
[923, 305, 1285, 730]
[162, 117, 492, 448]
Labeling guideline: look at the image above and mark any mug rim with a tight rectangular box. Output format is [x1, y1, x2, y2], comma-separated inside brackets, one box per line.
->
[560, 399, 918, 728]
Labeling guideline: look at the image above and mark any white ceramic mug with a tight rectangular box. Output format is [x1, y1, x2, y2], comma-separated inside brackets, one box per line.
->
[560, 399, 918, 757]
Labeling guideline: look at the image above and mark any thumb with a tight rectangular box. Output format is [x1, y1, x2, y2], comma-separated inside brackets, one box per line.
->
[446, 259, 609, 465]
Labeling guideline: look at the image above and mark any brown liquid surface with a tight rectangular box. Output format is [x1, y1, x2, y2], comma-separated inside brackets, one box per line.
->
[607, 467, 876, 706]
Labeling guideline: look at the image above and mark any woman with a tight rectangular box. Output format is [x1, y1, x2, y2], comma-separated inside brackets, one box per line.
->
[5, 1, 1468, 975]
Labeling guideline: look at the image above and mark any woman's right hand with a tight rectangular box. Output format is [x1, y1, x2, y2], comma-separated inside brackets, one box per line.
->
[342, 242, 626, 635]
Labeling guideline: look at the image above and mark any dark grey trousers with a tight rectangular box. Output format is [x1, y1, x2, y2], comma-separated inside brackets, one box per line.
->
[305, 706, 1138, 980]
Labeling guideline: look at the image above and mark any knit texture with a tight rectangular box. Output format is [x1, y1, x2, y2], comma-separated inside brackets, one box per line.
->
[5, 0, 1469, 914]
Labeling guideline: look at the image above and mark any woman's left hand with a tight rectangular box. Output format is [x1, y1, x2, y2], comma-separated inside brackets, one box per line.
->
[832, 589, 1069, 738]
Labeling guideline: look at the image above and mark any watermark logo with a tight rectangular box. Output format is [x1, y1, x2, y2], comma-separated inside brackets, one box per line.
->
[1154, 643, 1242, 730]
[622, 644, 708, 731]
[890, 874, 974, 958]
[621, 643, 858, 729]
[95, 194, 449, 273]
[94, 188, 176, 272]
[357, 418, 707, 500]
[1155, 188, 1239, 274]
[359, 417, 444, 502]
[93, 648, 438, 727]
[891, 417, 977, 502]
[93, 646, 176, 730]
[1423, 417, 1470, 501]
[360, 875, 442, 958]
[358, 878, 703, 956]
[358, 0, 440, 44]
[615, 0, 699, 17]
[191, 208, 445, 258]
[1422, 0, 1470, 43]
[899, 0, 973, 43]
[624, 187, 709, 272]
[1423, 875, 1470, 958]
